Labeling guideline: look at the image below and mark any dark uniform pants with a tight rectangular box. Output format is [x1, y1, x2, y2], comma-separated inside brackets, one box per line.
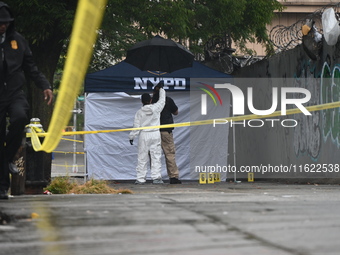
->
[0, 91, 29, 191]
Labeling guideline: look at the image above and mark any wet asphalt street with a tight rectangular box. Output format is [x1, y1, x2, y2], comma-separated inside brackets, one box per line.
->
[1, 182, 340, 255]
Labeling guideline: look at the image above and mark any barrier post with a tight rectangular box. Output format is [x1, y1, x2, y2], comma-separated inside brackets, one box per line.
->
[25, 118, 50, 194]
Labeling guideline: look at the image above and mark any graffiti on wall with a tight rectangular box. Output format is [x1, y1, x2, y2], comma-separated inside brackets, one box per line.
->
[293, 61, 321, 159]
[321, 62, 340, 147]
[294, 60, 340, 160]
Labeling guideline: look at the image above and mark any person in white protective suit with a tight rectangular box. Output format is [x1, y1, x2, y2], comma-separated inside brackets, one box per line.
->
[129, 85, 165, 184]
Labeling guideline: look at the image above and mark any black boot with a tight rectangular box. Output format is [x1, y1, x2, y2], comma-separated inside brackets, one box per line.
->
[170, 178, 182, 184]
[0, 190, 9, 199]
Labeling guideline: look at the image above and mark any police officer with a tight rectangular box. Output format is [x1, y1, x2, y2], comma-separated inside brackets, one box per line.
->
[152, 87, 181, 184]
[0, 2, 53, 199]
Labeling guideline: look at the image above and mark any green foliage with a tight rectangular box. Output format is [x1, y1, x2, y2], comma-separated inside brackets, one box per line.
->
[4, 0, 283, 124]
[7, 0, 76, 45]
[44, 176, 77, 194]
[6, 0, 283, 73]
[70, 179, 126, 194]
[91, 0, 283, 71]
[45, 177, 133, 194]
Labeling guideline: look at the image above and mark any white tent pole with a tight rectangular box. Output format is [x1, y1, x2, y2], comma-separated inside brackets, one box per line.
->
[232, 121, 237, 182]
[232, 106, 240, 183]
[72, 101, 78, 174]
[84, 93, 87, 183]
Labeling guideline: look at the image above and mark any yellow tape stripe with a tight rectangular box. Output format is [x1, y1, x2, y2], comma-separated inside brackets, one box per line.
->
[31, 100, 340, 137]
[31, 0, 107, 153]
[60, 138, 84, 143]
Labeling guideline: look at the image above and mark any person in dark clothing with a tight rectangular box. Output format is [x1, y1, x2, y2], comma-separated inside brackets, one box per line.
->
[0, 2, 53, 199]
[152, 87, 181, 184]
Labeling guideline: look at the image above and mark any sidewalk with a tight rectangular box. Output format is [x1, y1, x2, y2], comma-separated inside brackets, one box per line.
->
[1, 182, 340, 255]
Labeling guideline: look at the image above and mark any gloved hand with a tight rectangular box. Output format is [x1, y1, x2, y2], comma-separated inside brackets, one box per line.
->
[129, 140, 133, 145]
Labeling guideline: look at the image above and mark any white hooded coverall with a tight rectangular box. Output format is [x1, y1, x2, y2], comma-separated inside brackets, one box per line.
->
[129, 88, 166, 182]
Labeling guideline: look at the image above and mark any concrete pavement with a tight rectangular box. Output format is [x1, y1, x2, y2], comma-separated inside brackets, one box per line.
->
[1, 182, 340, 255]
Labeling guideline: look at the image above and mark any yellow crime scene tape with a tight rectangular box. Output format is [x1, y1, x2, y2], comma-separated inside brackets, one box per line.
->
[60, 138, 83, 143]
[31, 100, 340, 139]
[30, 0, 107, 153]
[28, 1, 340, 152]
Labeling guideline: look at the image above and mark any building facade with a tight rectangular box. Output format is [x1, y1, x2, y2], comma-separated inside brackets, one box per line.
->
[242, 0, 339, 57]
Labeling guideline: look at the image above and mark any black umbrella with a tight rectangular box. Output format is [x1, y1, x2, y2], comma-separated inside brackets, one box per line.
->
[125, 35, 194, 73]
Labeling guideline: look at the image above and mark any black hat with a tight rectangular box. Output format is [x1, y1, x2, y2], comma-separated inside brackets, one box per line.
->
[0, 7, 13, 22]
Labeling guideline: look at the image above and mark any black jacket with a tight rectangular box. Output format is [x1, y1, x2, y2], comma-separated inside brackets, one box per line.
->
[0, 2, 51, 99]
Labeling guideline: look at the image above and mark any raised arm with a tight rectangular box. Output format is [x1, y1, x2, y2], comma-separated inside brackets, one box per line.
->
[153, 88, 165, 114]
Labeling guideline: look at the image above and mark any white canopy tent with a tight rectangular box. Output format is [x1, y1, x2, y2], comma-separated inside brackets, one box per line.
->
[84, 61, 232, 181]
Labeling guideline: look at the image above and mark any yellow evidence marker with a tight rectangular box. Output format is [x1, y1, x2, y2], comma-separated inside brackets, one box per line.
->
[248, 172, 254, 182]
[199, 173, 207, 184]
[208, 173, 214, 184]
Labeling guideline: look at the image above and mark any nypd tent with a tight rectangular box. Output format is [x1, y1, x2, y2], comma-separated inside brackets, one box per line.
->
[84, 61, 232, 181]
